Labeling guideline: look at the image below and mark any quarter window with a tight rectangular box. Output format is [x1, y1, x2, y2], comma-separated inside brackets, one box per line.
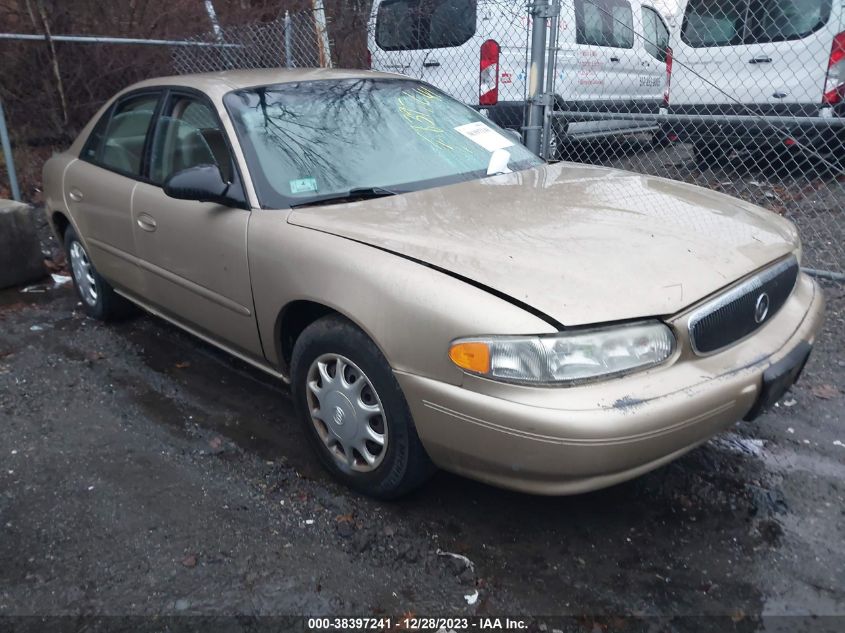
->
[376, 0, 477, 50]
[84, 93, 159, 176]
[149, 95, 234, 185]
[575, 0, 635, 49]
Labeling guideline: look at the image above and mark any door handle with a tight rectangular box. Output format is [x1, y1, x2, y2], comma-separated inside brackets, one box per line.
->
[68, 188, 83, 202]
[749, 56, 772, 64]
[609, 57, 621, 63]
[137, 213, 157, 232]
[423, 61, 441, 68]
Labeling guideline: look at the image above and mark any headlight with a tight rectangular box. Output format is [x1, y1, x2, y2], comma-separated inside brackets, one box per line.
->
[449, 321, 675, 386]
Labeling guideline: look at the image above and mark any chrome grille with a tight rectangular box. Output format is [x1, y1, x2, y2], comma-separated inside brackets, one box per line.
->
[688, 256, 800, 356]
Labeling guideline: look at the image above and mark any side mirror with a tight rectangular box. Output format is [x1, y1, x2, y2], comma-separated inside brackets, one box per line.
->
[163, 164, 242, 207]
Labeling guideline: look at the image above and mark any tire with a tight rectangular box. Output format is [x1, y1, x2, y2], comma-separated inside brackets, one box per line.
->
[65, 226, 135, 321]
[290, 315, 435, 499]
[693, 142, 729, 167]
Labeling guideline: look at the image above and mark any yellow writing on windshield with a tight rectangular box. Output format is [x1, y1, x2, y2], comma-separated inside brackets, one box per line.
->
[396, 86, 472, 155]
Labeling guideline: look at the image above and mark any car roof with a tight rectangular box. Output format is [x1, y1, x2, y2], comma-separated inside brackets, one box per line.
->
[123, 68, 405, 101]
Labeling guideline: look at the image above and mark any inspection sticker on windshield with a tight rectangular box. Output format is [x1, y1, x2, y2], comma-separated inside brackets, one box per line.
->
[454, 122, 514, 152]
[290, 178, 318, 194]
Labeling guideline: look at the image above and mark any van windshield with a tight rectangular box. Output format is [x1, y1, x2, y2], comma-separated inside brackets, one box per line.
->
[682, 0, 832, 47]
[224, 78, 542, 209]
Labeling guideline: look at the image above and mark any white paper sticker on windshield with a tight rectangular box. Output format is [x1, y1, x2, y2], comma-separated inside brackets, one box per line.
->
[454, 122, 514, 152]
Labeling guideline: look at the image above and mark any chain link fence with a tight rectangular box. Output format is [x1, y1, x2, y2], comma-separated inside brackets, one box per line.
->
[0, 9, 327, 201]
[171, 10, 327, 73]
[366, 0, 844, 277]
[1, 1, 842, 276]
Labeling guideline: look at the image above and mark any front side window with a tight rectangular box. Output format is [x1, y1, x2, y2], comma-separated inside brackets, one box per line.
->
[376, 0, 477, 50]
[149, 95, 234, 185]
[575, 0, 634, 48]
[85, 93, 159, 176]
[642, 6, 670, 61]
[225, 79, 542, 209]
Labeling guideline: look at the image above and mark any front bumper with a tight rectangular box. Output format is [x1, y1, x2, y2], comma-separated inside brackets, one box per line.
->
[396, 273, 824, 495]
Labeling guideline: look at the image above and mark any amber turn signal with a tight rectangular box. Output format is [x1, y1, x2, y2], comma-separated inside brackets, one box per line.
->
[449, 341, 491, 374]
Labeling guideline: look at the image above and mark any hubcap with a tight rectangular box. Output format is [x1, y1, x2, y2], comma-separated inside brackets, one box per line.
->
[69, 240, 98, 307]
[305, 354, 387, 473]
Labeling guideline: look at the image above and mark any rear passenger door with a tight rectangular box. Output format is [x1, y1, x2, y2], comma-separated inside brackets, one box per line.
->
[569, 0, 640, 101]
[131, 90, 262, 358]
[63, 90, 161, 296]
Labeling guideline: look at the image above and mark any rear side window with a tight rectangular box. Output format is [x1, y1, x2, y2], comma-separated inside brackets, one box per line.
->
[682, 0, 831, 47]
[376, 0, 477, 50]
[642, 6, 670, 61]
[575, 0, 635, 48]
[682, 0, 746, 47]
[83, 93, 159, 176]
[746, 0, 832, 43]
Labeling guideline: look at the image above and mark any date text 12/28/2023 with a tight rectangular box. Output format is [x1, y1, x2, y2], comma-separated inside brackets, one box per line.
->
[306, 617, 529, 630]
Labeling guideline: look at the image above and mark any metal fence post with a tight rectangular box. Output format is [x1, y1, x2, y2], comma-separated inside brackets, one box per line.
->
[541, 0, 561, 160]
[0, 99, 21, 202]
[525, 0, 550, 156]
[284, 11, 293, 68]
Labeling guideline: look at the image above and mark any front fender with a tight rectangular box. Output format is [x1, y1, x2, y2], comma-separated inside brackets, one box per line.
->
[248, 209, 556, 383]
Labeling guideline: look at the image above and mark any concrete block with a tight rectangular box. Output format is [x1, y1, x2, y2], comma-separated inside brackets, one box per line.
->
[0, 200, 46, 289]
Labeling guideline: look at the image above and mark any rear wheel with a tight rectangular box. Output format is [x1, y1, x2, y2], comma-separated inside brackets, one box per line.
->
[290, 316, 435, 499]
[65, 226, 134, 321]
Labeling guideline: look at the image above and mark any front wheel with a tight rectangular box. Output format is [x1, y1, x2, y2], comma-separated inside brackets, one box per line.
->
[290, 316, 434, 499]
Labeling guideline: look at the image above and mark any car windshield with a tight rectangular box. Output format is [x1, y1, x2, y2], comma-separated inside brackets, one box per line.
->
[224, 78, 542, 208]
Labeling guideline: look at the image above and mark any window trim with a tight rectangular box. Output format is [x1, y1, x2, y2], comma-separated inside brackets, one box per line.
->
[375, 0, 478, 51]
[79, 88, 165, 183]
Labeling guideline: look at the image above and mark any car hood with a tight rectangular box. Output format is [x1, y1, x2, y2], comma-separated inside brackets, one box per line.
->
[287, 162, 799, 326]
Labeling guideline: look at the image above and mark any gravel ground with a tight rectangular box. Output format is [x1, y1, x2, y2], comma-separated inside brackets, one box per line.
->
[0, 156, 844, 631]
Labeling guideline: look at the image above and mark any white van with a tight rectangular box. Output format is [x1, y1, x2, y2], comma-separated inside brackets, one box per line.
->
[368, 0, 672, 146]
[666, 0, 845, 164]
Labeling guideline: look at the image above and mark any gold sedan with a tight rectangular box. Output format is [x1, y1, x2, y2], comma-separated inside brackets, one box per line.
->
[44, 69, 824, 498]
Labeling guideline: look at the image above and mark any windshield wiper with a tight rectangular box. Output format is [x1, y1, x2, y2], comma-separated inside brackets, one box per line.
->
[290, 187, 399, 209]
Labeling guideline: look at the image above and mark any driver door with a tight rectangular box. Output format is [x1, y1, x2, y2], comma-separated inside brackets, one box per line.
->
[131, 90, 262, 358]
